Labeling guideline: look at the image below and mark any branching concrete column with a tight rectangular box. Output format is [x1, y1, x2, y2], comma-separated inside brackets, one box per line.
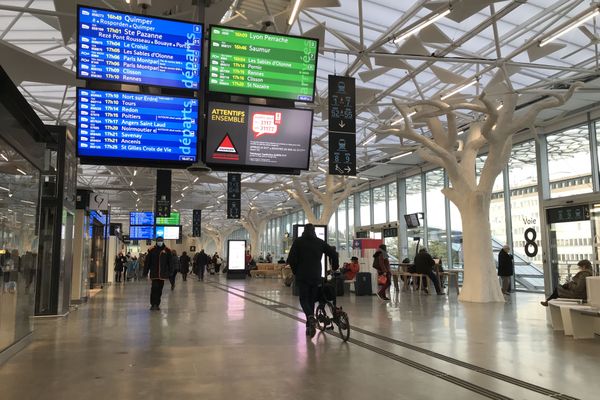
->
[241, 209, 267, 258]
[378, 82, 582, 303]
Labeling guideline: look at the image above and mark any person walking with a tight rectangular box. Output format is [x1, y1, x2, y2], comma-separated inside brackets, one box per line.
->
[213, 252, 222, 273]
[287, 224, 339, 338]
[414, 248, 444, 295]
[179, 251, 191, 282]
[114, 252, 127, 283]
[195, 249, 210, 280]
[143, 236, 173, 311]
[498, 244, 514, 295]
[373, 244, 392, 300]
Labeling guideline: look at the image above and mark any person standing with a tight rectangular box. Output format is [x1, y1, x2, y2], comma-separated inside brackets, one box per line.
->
[114, 252, 127, 283]
[213, 252, 222, 273]
[143, 236, 173, 311]
[195, 249, 209, 281]
[287, 224, 339, 338]
[170, 249, 180, 290]
[414, 248, 444, 295]
[497, 244, 514, 295]
[179, 251, 191, 281]
[373, 244, 392, 300]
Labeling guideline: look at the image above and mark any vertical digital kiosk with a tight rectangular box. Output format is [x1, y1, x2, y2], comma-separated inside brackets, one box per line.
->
[227, 239, 247, 279]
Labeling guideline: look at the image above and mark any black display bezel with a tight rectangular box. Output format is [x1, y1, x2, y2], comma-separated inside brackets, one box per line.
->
[76, 5, 203, 91]
[204, 99, 314, 174]
[206, 24, 319, 103]
[76, 87, 199, 168]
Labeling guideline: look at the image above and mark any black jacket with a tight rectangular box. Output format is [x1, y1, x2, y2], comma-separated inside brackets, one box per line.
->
[414, 251, 435, 274]
[114, 255, 127, 272]
[497, 249, 514, 276]
[143, 245, 173, 280]
[180, 254, 191, 273]
[194, 252, 209, 267]
[287, 232, 339, 284]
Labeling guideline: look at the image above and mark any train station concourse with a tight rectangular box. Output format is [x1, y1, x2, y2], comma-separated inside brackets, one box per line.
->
[1, 1, 600, 399]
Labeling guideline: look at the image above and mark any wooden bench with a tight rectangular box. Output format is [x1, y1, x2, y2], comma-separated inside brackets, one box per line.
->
[250, 263, 282, 278]
[392, 271, 431, 294]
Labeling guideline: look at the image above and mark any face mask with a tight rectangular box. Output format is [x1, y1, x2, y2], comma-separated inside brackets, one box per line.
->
[157, 241, 164, 247]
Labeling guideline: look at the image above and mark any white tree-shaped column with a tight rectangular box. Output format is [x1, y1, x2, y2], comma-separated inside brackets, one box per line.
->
[286, 174, 367, 225]
[241, 209, 267, 258]
[380, 83, 581, 302]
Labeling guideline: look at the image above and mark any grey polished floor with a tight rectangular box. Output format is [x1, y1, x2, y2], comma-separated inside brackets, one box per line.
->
[1, 276, 599, 400]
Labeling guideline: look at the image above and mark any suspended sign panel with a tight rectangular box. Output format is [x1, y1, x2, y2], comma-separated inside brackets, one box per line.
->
[205, 101, 313, 173]
[208, 26, 318, 102]
[328, 132, 356, 176]
[328, 75, 356, 133]
[77, 89, 198, 165]
[77, 6, 203, 90]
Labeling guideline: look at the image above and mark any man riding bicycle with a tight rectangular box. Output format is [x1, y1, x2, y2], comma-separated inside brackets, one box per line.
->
[287, 224, 339, 338]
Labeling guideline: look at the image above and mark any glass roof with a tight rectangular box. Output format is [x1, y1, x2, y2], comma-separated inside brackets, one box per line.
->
[1, 0, 599, 229]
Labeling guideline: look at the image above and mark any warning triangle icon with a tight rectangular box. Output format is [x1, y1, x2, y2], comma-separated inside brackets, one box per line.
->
[215, 133, 238, 154]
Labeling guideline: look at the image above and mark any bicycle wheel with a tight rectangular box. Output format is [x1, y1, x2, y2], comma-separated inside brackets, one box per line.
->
[336, 311, 350, 341]
[315, 305, 328, 332]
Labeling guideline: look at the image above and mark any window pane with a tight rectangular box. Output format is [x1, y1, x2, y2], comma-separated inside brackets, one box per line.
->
[425, 169, 448, 262]
[337, 200, 348, 256]
[509, 140, 544, 291]
[406, 175, 422, 214]
[388, 182, 398, 222]
[348, 196, 355, 241]
[360, 190, 371, 226]
[547, 124, 592, 198]
[476, 155, 506, 244]
[373, 186, 386, 224]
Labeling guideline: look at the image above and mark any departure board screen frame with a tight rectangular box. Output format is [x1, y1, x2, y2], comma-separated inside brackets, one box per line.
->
[204, 100, 313, 174]
[130, 211, 154, 226]
[155, 212, 180, 226]
[207, 25, 318, 103]
[155, 225, 181, 240]
[130, 225, 155, 240]
[76, 5, 203, 90]
[76, 88, 199, 168]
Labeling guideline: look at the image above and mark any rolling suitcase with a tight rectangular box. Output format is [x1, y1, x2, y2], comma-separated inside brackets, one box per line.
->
[354, 272, 372, 296]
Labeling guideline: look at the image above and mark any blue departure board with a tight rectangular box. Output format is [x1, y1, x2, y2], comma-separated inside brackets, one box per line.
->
[77, 6, 202, 89]
[130, 225, 155, 240]
[130, 212, 154, 226]
[77, 88, 198, 163]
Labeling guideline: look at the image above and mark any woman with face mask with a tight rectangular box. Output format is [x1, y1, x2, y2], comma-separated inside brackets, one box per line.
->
[143, 236, 174, 311]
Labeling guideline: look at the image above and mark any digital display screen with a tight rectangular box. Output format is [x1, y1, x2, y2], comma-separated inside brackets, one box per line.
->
[77, 88, 198, 163]
[155, 225, 180, 240]
[155, 212, 180, 225]
[205, 101, 312, 171]
[130, 225, 154, 240]
[227, 240, 246, 270]
[77, 6, 202, 89]
[130, 212, 154, 226]
[208, 26, 318, 102]
[404, 213, 420, 228]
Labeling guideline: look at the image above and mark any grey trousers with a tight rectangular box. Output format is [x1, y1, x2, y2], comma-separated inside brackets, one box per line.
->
[500, 276, 511, 293]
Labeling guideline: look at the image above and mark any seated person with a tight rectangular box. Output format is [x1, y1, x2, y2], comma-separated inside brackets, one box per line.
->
[414, 248, 444, 295]
[541, 259, 593, 306]
[277, 257, 286, 264]
[340, 256, 360, 280]
[266, 253, 273, 263]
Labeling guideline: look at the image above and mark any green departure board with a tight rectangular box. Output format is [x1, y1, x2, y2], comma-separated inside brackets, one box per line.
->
[208, 26, 318, 102]
[155, 212, 180, 226]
